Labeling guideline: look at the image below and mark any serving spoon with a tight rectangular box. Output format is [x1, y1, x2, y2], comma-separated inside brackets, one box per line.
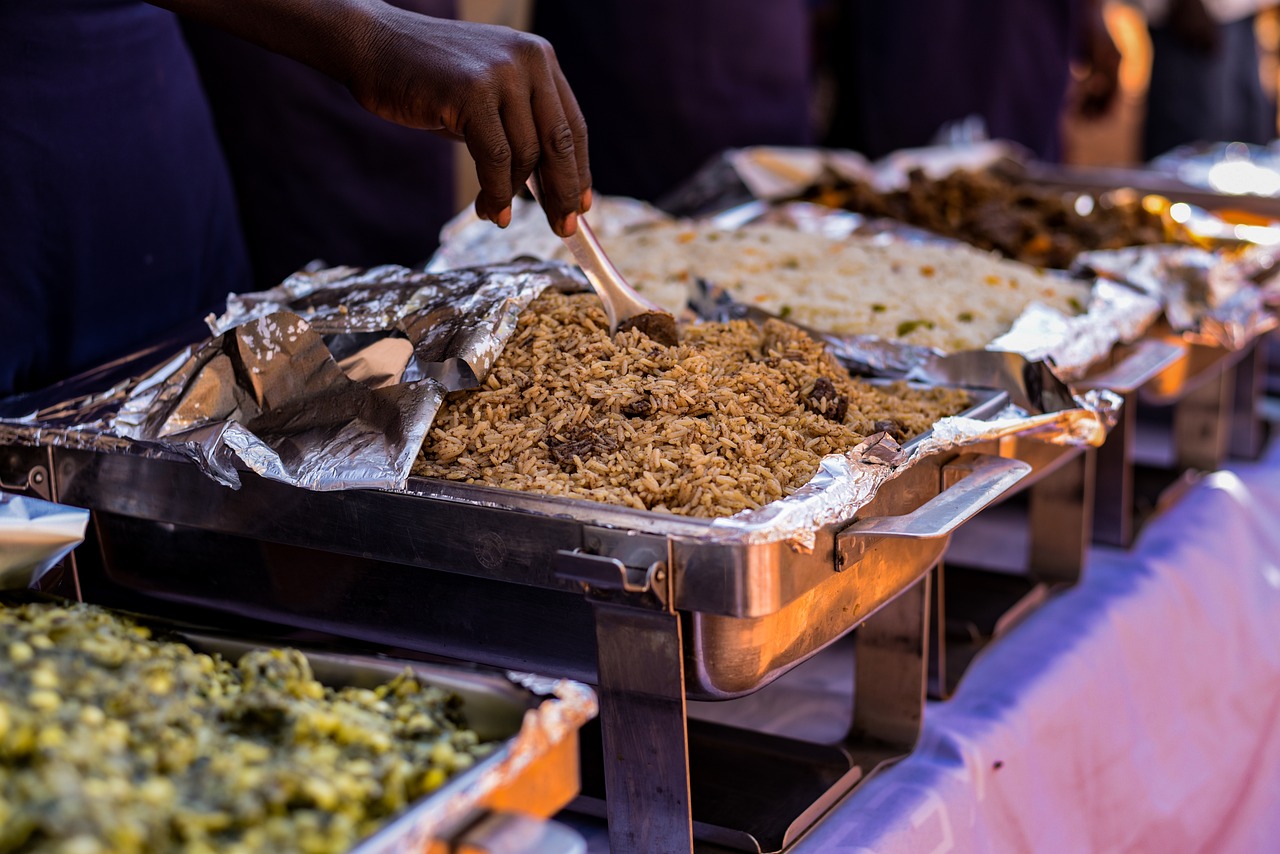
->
[525, 177, 678, 346]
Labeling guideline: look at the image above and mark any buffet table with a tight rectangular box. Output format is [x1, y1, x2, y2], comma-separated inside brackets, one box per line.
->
[570, 436, 1280, 852]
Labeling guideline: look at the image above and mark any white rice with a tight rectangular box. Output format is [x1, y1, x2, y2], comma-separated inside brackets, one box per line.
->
[570, 222, 1093, 352]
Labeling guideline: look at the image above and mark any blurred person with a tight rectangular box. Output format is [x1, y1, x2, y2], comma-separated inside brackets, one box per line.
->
[1134, 0, 1276, 159]
[182, 1, 460, 290]
[0, 0, 590, 398]
[824, 0, 1121, 160]
[532, 1, 814, 202]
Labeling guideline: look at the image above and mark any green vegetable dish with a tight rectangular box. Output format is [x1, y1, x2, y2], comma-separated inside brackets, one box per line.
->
[0, 602, 494, 854]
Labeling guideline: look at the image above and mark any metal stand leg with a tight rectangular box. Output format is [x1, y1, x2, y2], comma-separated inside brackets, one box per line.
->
[1174, 366, 1235, 471]
[850, 573, 930, 751]
[1229, 340, 1265, 461]
[1093, 392, 1135, 547]
[591, 605, 693, 854]
[1028, 448, 1094, 586]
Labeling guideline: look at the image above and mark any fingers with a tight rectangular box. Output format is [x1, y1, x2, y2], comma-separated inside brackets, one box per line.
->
[552, 67, 592, 213]
[464, 97, 517, 227]
[452, 32, 591, 235]
[527, 45, 590, 237]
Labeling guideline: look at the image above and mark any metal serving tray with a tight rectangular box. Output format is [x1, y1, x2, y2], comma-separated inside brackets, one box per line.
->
[182, 637, 594, 854]
[0, 596, 594, 854]
[3, 384, 1008, 696]
[1, 383, 1028, 854]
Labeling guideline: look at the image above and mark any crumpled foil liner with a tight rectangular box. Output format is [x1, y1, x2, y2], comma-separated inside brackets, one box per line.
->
[705, 389, 1120, 549]
[359, 671, 596, 853]
[427, 196, 668, 273]
[1, 262, 581, 491]
[1075, 245, 1278, 350]
[0, 492, 89, 590]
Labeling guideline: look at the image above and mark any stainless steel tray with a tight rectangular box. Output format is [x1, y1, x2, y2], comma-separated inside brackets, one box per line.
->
[1, 384, 1013, 696]
[0, 599, 594, 854]
[179, 637, 595, 854]
[0, 383, 1032, 854]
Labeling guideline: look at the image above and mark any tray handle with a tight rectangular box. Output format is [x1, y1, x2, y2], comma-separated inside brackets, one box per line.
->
[452, 812, 586, 854]
[1074, 337, 1188, 394]
[837, 453, 1030, 568]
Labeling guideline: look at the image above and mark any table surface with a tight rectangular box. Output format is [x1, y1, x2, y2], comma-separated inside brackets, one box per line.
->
[566, 437, 1280, 853]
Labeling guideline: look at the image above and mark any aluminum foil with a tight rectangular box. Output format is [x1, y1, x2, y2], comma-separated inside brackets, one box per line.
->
[0, 492, 89, 590]
[0, 262, 581, 491]
[427, 195, 669, 273]
[988, 280, 1164, 380]
[357, 672, 596, 854]
[1075, 245, 1278, 350]
[705, 388, 1121, 549]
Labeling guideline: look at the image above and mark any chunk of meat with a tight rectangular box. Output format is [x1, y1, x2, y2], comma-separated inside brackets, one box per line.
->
[802, 377, 849, 422]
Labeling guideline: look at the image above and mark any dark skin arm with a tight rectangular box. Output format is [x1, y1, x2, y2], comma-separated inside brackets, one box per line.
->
[1076, 0, 1122, 119]
[148, 0, 591, 236]
[1168, 0, 1221, 55]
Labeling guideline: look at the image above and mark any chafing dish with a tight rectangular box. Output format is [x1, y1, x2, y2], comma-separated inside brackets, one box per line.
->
[0, 376, 1031, 854]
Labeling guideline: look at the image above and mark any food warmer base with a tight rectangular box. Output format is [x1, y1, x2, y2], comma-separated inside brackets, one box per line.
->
[59, 517, 929, 854]
[1081, 331, 1270, 549]
[0, 427, 1027, 854]
[933, 330, 1274, 695]
[0, 594, 592, 854]
[928, 435, 1096, 698]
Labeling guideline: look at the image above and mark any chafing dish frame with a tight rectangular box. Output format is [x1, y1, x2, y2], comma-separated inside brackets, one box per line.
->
[1078, 326, 1269, 547]
[0, 382, 1033, 854]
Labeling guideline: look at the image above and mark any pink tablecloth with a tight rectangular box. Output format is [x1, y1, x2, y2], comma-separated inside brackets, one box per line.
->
[572, 439, 1280, 852]
[792, 441, 1280, 853]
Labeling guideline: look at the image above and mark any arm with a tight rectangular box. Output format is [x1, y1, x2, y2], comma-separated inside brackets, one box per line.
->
[1167, 0, 1221, 54]
[150, 0, 591, 236]
[1076, 0, 1122, 119]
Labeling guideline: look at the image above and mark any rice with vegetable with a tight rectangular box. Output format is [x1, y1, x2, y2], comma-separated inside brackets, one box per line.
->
[574, 223, 1093, 352]
[413, 290, 969, 518]
[0, 601, 492, 854]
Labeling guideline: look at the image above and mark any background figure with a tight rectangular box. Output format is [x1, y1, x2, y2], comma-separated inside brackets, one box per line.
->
[1136, 0, 1276, 159]
[824, 0, 1119, 161]
[532, 0, 814, 202]
[183, 0, 458, 290]
[0, 0, 250, 397]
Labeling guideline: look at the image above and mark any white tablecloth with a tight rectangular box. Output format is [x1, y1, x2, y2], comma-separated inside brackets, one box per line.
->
[572, 440, 1280, 852]
[792, 442, 1280, 853]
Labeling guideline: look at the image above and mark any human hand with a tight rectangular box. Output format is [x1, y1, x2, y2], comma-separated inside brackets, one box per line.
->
[1077, 8, 1121, 119]
[349, 9, 592, 236]
[1169, 0, 1221, 55]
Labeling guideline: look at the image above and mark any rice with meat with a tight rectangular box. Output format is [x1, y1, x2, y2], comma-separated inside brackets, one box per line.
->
[413, 290, 969, 518]
[573, 223, 1093, 352]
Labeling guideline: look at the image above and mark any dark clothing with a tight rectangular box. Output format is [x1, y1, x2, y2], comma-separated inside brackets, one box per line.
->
[0, 0, 250, 397]
[1144, 15, 1275, 161]
[533, 1, 814, 202]
[826, 0, 1081, 161]
[182, 0, 457, 290]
